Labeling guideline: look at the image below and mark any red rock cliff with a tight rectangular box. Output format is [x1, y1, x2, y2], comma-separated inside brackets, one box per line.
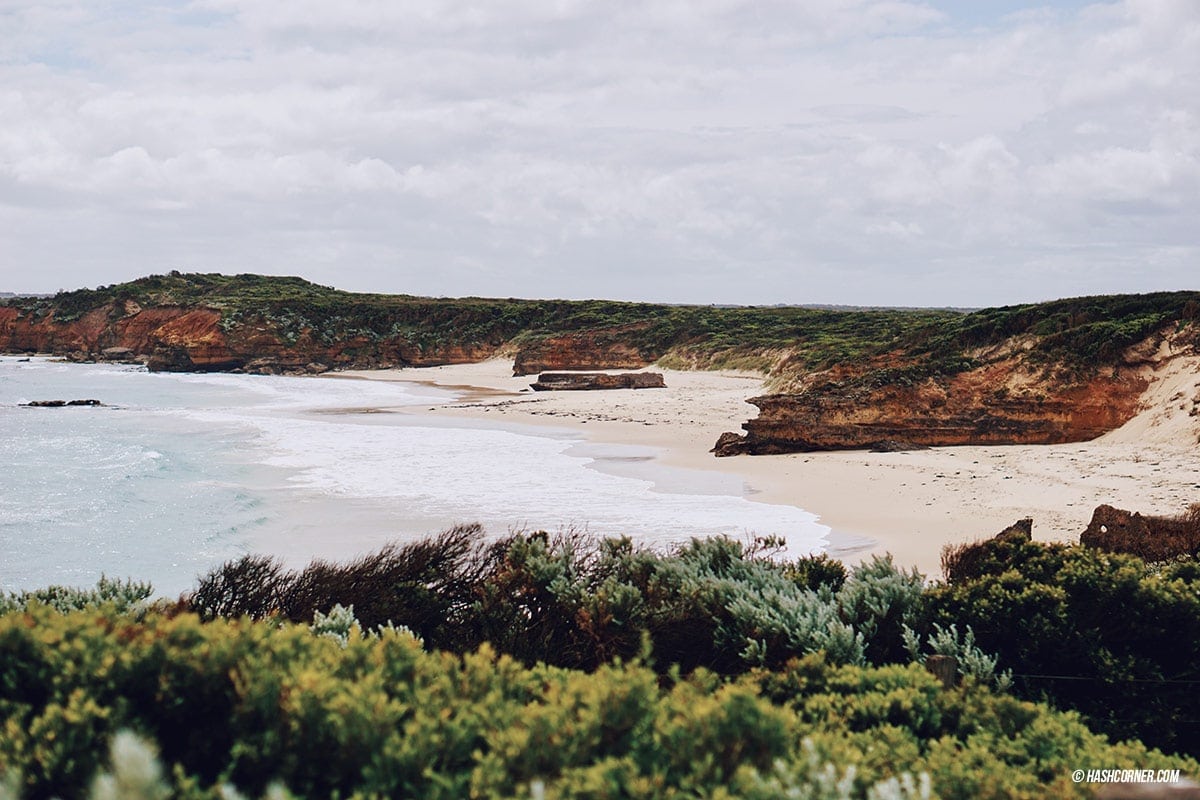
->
[714, 351, 1152, 455]
[0, 302, 502, 372]
[512, 325, 655, 376]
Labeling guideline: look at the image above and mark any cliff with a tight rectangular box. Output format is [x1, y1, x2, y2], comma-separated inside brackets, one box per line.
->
[0, 273, 677, 374]
[4, 273, 1199, 454]
[712, 294, 1200, 454]
[512, 326, 656, 375]
[714, 362, 1147, 454]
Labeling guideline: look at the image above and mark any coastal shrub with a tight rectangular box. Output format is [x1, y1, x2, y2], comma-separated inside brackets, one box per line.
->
[749, 654, 1195, 800]
[938, 519, 1060, 585]
[783, 553, 848, 592]
[186, 554, 288, 619]
[0, 605, 1192, 799]
[185, 532, 905, 674]
[89, 731, 170, 800]
[180, 529, 1200, 759]
[639, 537, 857, 670]
[0, 576, 153, 617]
[925, 538, 1200, 756]
[466, 535, 922, 672]
[902, 623, 1013, 691]
[307, 603, 358, 646]
[188, 524, 486, 640]
[837, 556, 924, 664]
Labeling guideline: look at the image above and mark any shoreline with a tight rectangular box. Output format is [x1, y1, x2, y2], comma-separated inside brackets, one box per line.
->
[335, 359, 1200, 578]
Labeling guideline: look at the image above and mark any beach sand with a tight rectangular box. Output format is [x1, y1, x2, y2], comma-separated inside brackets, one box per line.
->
[334, 358, 1200, 579]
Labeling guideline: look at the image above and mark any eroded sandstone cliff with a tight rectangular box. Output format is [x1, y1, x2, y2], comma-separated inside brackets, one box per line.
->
[511, 325, 656, 376]
[0, 301, 506, 374]
[713, 330, 1192, 455]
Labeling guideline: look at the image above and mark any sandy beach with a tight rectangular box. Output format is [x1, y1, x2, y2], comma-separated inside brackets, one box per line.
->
[335, 358, 1200, 579]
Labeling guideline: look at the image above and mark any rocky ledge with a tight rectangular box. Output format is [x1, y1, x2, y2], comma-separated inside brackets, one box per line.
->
[713, 363, 1147, 456]
[530, 372, 666, 391]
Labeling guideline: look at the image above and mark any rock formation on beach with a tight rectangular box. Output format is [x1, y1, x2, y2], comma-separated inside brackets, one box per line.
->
[530, 371, 666, 391]
[1080, 503, 1200, 562]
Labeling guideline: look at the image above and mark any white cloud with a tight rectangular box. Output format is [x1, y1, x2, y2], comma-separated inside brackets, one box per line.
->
[0, 0, 1196, 305]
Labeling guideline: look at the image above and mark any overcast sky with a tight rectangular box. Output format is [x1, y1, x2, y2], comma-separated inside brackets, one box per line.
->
[1, 1, 1197, 306]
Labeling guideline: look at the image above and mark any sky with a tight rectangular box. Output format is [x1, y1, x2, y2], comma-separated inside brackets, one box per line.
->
[0, 0, 1197, 306]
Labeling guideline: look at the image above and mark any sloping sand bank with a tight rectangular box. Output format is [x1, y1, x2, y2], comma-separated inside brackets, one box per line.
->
[335, 357, 1200, 578]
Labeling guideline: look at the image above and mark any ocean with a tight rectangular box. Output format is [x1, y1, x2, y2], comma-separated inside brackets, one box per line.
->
[0, 357, 829, 596]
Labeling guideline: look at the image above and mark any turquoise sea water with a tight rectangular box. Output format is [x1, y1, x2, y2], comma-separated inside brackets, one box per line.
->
[0, 358, 829, 596]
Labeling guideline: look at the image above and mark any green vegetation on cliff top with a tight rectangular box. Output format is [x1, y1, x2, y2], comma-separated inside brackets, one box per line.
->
[5, 272, 1199, 381]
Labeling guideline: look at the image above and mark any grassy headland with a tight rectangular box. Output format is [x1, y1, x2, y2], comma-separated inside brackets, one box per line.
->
[3, 270, 1196, 386]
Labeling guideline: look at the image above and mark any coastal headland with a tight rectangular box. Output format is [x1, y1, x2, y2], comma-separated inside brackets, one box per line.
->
[3, 271, 1199, 574]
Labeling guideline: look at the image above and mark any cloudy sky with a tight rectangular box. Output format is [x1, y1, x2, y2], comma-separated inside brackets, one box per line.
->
[1, 0, 1197, 306]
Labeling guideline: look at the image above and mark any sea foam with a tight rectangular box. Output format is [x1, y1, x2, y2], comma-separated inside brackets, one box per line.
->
[1, 358, 828, 595]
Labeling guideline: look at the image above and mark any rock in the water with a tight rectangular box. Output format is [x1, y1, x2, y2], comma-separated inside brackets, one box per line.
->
[23, 399, 102, 407]
[100, 346, 135, 361]
[239, 357, 283, 375]
[530, 372, 665, 391]
[147, 345, 195, 373]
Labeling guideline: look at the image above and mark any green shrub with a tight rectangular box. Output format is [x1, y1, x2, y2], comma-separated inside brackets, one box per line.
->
[925, 538, 1200, 756]
[784, 553, 849, 593]
[185, 533, 913, 674]
[0, 576, 153, 617]
[1, 606, 1191, 799]
[188, 525, 486, 641]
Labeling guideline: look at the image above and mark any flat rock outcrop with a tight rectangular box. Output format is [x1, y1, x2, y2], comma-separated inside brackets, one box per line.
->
[23, 399, 103, 407]
[99, 346, 136, 362]
[530, 372, 666, 391]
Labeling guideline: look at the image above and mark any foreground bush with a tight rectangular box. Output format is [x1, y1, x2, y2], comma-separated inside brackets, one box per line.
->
[188, 524, 487, 640]
[928, 527, 1200, 756]
[0, 576, 153, 617]
[0, 604, 1192, 799]
[185, 532, 909, 673]
[185, 527, 1200, 758]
